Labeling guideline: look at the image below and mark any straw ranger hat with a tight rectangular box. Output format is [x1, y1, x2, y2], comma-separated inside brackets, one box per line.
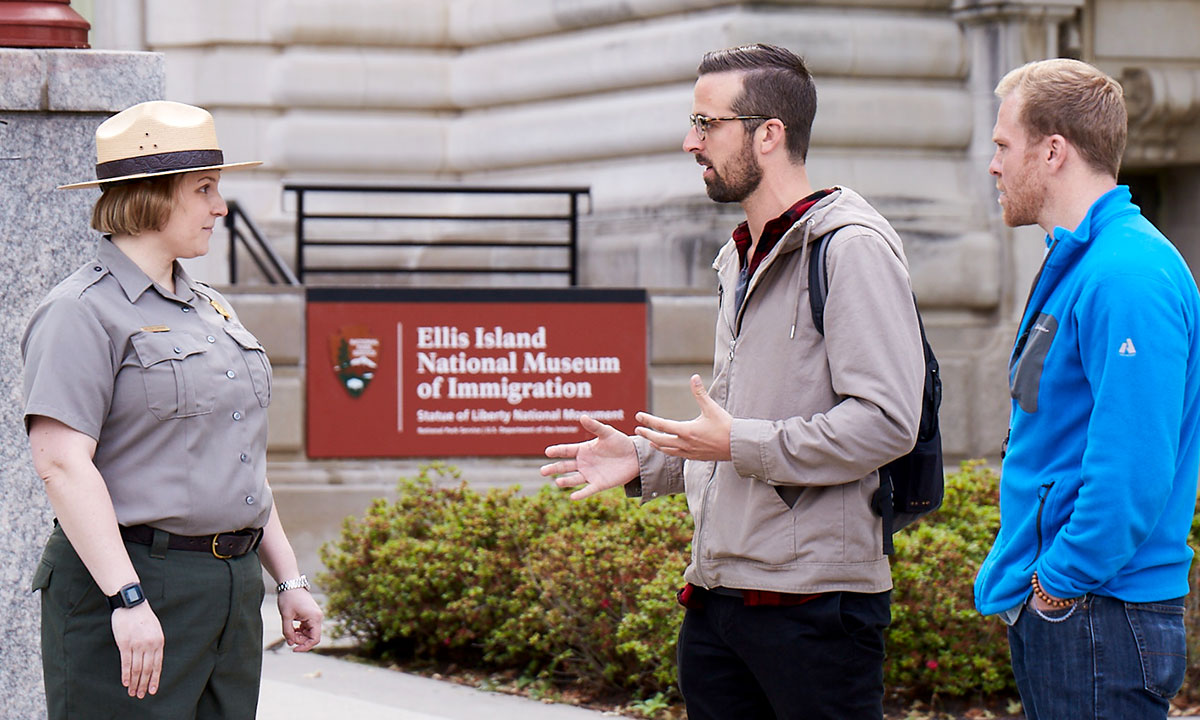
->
[58, 100, 261, 190]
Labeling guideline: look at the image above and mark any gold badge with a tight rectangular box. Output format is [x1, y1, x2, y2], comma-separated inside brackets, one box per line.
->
[208, 298, 231, 320]
[140, 325, 170, 333]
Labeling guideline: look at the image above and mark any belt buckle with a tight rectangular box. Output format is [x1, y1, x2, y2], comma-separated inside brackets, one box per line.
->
[211, 534, 233, 559]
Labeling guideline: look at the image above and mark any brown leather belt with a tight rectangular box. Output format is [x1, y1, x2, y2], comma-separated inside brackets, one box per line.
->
[119, 524, 263, 559]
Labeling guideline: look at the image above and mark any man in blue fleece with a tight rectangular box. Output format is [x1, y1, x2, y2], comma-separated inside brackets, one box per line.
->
[973, 58, 1200, 719]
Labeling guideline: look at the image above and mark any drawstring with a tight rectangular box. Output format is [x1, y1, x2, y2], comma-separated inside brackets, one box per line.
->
[791, 219, 816, 339]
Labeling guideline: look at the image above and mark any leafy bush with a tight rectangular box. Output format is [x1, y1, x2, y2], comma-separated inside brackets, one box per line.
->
[888, 461, 1013, 698]
[323, 460, 1200, 703]
[320, 462, 689, 698]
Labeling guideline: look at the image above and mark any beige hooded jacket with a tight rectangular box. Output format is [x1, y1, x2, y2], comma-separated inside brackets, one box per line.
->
[633, 187, 925, 594]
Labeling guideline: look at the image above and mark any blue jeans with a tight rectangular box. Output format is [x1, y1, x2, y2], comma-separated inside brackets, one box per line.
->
[1008, 593, 1186, 720]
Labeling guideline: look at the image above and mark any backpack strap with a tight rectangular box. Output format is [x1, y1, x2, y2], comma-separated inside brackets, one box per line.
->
[807, 230, 835, 335]
[876, 471, 895, 555]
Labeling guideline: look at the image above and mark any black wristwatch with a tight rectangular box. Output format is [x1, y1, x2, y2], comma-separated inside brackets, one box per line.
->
[107, 582, 146, 611]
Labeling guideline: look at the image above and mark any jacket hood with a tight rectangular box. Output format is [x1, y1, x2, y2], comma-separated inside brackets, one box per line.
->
[714, 186, 910, 273]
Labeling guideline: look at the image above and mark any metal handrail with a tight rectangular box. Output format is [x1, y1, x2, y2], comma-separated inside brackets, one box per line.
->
[224, 200, 300, 285]
[283, 184, 590, 286]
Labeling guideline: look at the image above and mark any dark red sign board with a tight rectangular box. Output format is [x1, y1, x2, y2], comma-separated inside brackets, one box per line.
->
[306, 288, 647, 458]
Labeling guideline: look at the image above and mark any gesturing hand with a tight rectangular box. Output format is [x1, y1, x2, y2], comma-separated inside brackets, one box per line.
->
[635, 374, 732, 461]
[111, 601, 164, 699]
[542, 415, 639, 499]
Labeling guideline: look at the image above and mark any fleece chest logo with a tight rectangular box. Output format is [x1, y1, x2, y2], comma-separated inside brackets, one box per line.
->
[1118, 338, 1137, 357]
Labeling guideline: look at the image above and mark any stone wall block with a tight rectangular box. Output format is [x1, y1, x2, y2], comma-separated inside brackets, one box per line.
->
[649, 294, 718, 364]
[267, 370, 305, 454]
[145, 0, 271, 46]
[225, 289, 305, 364]
[933, 352, 974, 458]
[0, 50, 162, 113]
[1092, 0, 1200, 60]
[450, 0, 959, 47]
[268, 0, 451, 47]
[272, 49, 454, 110]
[266, 112, 450, 173]
[47, 51, 163, 112]
[651, 365, 715, 419]
[813, 84, 973, 150]
[164, 47, 277, 108]
[0, 50, 46, 110]
[905, 231, 1002, 310]
[452, 9, 965, 109]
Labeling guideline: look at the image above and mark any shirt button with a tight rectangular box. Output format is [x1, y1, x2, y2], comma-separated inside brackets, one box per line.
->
[226, 370, 236, 379]
[173, 346, 182, 353]
[207, 335, 216, 343]
[245, 495, 255, 505]
[93, 266, 102, 272]
[181, 307, 191, 313]
[240, 453, 249, 463]
[232, 411, 242, 421]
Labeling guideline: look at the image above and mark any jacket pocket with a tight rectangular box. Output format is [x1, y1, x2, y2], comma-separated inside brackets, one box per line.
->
[1010, 312, 1057, 413]
[224, 324, 272, 408]
[704, 476, 796, 566]
[1125, 600, 1186, 699]
[130, 331, 216, 420]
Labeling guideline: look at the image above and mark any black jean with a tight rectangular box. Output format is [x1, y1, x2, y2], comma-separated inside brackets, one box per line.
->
[677, 588, 890, 720]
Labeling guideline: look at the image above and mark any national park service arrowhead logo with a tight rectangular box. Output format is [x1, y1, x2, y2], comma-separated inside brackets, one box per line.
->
[329, 326, 379, 398]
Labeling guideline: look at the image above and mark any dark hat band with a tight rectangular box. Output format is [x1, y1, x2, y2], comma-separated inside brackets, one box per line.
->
[96, 149, 225, 181]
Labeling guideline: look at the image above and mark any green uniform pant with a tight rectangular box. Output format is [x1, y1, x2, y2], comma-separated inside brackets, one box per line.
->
[34, 525, 265, 720]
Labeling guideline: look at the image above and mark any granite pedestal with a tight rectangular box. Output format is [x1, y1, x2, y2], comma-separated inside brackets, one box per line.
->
[0, 48, 162, 720]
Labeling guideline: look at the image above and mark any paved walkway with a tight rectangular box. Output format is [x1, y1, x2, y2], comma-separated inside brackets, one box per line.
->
[256, 599, 1200, 720]
[256, 600, 614, 720]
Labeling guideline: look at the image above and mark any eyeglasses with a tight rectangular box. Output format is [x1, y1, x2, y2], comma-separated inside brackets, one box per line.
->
[689, 113, 773, 140]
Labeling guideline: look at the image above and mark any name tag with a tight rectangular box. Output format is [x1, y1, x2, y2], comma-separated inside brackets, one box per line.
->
[140, 325, 170, 333]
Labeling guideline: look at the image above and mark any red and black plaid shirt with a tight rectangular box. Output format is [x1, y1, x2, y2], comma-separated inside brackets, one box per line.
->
[733, 189, 832, 275]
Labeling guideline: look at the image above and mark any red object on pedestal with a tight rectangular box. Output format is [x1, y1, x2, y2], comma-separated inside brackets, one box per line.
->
[0, 0, 89, 49]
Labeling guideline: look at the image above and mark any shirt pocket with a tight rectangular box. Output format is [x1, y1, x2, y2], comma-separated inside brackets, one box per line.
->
[130, 331, 216, 420]
[224, 324, 272, 408]
[1010, 312, 1058, 413]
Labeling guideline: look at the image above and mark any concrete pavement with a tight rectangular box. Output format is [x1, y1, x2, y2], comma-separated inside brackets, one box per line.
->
[256, 599, 616, 720]
[256, 599, 1200, 720]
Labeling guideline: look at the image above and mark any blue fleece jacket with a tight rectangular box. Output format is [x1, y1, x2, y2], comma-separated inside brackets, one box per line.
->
[974, 186, 1200, 615]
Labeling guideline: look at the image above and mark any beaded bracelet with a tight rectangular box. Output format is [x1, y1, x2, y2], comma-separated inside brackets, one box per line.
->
[1031, 572, 1074, 609]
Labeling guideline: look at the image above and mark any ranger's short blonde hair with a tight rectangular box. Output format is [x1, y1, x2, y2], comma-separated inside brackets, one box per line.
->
[996, 58, 1127, 177]
[90, 173, 183, 236]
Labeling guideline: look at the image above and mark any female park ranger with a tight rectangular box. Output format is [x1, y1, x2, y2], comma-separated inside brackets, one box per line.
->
[23, 100, 322, 719]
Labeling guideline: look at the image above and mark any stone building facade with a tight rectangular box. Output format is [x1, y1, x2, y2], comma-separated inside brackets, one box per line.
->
[78, 0, 1200, 461]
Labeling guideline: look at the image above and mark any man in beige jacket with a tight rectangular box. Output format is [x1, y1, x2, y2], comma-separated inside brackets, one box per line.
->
[542, 43, 924, 720]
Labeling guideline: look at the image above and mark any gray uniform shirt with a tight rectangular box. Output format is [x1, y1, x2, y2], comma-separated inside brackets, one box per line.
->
[22, 238, 273, 535]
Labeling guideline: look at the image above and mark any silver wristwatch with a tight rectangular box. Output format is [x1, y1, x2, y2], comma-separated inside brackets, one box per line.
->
[275, 574, 310, 593]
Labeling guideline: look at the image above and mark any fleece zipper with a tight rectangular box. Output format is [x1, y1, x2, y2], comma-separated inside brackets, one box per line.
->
[1023, 480, 1057, 570]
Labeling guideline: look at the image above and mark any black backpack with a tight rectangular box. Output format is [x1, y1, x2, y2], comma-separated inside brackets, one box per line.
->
[808, 229, 944, 554]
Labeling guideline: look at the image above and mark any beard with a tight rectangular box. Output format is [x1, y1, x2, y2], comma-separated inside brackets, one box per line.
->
[702, 137, 763, 203]
[999, 154, 1048, 228]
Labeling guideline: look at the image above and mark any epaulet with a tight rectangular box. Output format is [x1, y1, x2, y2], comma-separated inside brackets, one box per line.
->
[63, 258, 110, 300]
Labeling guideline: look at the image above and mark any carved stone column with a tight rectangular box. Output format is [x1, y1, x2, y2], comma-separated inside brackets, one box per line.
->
[1120, 66, 1200, 166]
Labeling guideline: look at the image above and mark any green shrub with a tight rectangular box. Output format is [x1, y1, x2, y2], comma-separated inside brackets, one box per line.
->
[319, 462, 689, 697]
[326, 460, 1200, 703]
[888, 460, 1013, 697]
